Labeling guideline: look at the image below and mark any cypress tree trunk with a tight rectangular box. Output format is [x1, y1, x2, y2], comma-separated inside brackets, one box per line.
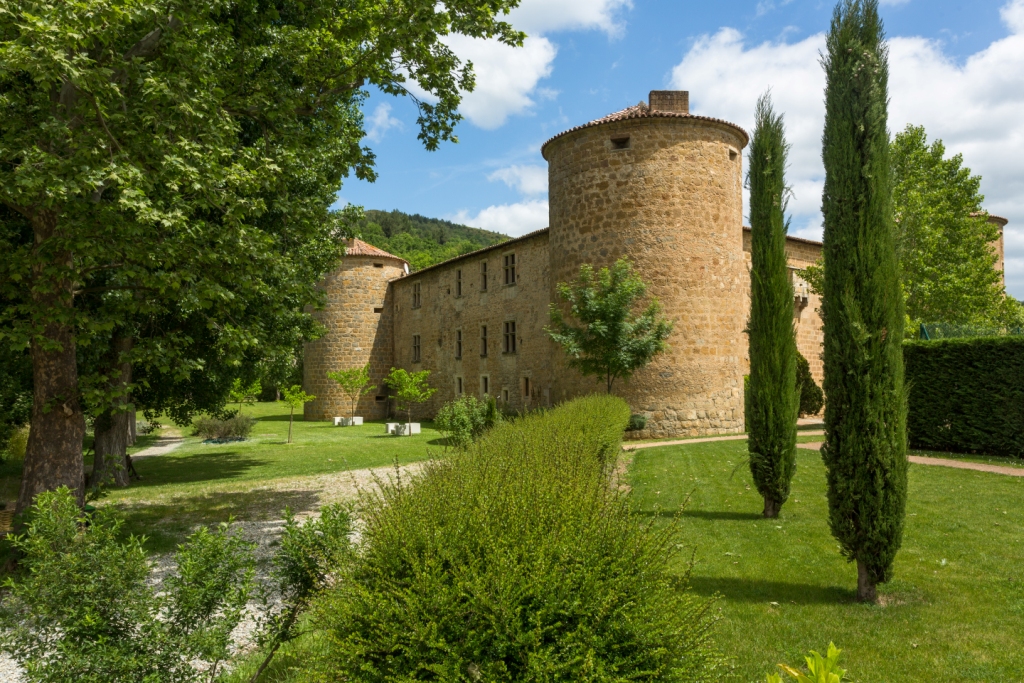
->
[746, 93, 799, 519]
[821, 0, 908, 603]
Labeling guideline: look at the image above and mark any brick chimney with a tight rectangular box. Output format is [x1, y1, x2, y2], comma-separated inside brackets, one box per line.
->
[648, 90, 689, 114]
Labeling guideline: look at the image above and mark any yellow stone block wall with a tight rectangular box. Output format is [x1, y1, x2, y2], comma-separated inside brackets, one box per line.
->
[544, 117, 750, 439]
[741, 230, 825, 386]
[303, 255, 405, 421]
[389, 232, 555, 420]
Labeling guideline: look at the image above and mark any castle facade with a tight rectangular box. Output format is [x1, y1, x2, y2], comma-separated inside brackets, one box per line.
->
[302, 90, 1006, 439]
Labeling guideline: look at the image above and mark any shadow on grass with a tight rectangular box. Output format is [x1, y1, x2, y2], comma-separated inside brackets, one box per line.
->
[113, 487, 321, 555]
[687, 576, 856, 605]
[634, 508, 763, 522]
[129, 450, 267, 488]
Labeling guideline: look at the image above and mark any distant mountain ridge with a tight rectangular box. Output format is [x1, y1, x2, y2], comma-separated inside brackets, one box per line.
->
[356, 209, 511, 271]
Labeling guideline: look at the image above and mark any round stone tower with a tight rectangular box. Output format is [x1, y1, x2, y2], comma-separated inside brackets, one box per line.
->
[542, 90, 750, 438]
[304, 239, 407, 421]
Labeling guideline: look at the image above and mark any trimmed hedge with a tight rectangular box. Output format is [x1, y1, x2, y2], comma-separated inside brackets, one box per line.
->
[308, 394, 721, 682]
[904, 336, 1024, 457]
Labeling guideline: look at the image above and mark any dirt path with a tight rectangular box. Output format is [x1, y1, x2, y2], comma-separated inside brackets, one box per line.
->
[624, 430, 825, 452]
[797, 442, 1024, 477]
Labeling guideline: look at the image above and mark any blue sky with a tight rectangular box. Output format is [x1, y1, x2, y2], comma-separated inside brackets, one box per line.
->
[340, 0, 1024, 297]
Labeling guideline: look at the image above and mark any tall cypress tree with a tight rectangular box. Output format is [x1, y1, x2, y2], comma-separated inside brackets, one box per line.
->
[820, 0, 908, 603]
[747, 93, 798, 519]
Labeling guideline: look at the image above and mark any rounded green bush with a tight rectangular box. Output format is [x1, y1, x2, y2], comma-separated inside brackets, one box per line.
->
[306, 395, 720, 682]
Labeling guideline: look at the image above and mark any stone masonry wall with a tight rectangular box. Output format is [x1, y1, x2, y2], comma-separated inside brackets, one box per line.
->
[741, 230, 825, 386]
[544, 116, 750, 439]
[304, 255, 405, 421]
[389, 231, 554, 420]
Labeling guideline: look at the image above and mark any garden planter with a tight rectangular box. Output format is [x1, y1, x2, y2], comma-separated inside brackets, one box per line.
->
[351, 417, 364, 426]
[334, 417, 344, 426]
[404, 422, 421, 435]
[386, 422, 400, 434]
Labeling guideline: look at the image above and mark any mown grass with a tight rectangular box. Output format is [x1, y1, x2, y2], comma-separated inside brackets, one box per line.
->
[628, 440, 1024, 682]
[20, 402, 441, 553]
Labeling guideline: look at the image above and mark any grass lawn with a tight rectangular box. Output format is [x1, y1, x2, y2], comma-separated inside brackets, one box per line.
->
[628, 440, 1024, 682]
[93, 402, 443, 552]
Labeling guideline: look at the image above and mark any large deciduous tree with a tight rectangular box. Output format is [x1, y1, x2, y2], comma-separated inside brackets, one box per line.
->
[547, 259, 673, 394]
[820, 0, 908, 603]
[891, 125, 1017, 327]
[0, 0, 524, 512]
[746, 93, 799, 519]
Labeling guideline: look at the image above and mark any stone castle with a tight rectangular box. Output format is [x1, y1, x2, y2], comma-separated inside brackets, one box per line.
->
[303, 90, 1007, 439]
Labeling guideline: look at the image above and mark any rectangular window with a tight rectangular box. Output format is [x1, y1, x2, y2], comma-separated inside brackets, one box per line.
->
[412, 282, 421, 309]
[373, 307, 383, 313]
[502, 388, 509, 403]
[503, 321, 517, 354]
[457, 377, 464, 395]
[480, 325, 488, 357]
[455, 330, 462, 359]
[481, 261, 488, 291]
[373, 262, 384, 268]
[455, 269, 462, 297]
[504, 253, 517, 285]
[523, 376, 531, 400]
[481, 375, 490, 395]
[412, 335, 421, 363]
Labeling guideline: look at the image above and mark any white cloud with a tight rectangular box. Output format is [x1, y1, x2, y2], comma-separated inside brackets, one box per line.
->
[444, 35, 557, 129]
[507, 0, 632, 37]
[365, 103, 403, 142]
[450, 200, 549, 237]
[487, 164, 548, 195]
[409, 0, 631, 130]
[670, 0, 1024, 296]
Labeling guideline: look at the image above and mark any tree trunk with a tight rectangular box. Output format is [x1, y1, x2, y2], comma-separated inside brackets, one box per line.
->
[89, 336, 133, 489]
[762, 496, 780, 519]
[857, 559, 878, 603]
[17, 210, 85, 514]
[128, 409, 137, 446]
[288, 405, 294, 443]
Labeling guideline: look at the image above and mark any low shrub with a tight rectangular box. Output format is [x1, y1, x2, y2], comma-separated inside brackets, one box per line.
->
[434, 395, 489, 447]
[627, 413, 648, 431]
[306, 394, 720, 682]
[192, 414, 257, 440]
[766, 642, 846, 682]
[0, 487, 256, 682]
[904, 336, 1024, 457]
[796, 352, 824, 417]
[1, 423, 28, 462]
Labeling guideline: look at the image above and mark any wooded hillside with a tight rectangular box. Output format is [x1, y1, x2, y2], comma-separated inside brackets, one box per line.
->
[356, 210, 510, 271]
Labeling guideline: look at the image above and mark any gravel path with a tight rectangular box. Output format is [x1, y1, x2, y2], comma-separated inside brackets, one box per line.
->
[132, 434, 185, 459]
[624, 430, 825, 451]
[797, 442, 1024, 477]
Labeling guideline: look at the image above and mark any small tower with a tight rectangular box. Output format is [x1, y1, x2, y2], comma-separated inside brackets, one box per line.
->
[542, 90, 750, 437]
[304, 239, 408, 421]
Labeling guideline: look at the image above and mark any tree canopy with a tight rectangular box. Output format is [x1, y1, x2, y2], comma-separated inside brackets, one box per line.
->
[547, 259, 673, 394]
[0, 0, 525, 511]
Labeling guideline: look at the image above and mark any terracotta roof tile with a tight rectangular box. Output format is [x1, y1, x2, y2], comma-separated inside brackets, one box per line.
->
[541, 101, 749, 158]
[345, 238, 407, 263]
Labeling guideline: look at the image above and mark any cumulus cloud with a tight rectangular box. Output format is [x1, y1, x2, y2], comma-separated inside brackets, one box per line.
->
[365, 103, 403, 142]
[444, 35, 557, 129]
[670, 0, 1024, 295]
[423, 0, 630, 129]
[450, 200, 549, 237]
[487, 164, 549, 195]
[507, 0, 632, 37]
